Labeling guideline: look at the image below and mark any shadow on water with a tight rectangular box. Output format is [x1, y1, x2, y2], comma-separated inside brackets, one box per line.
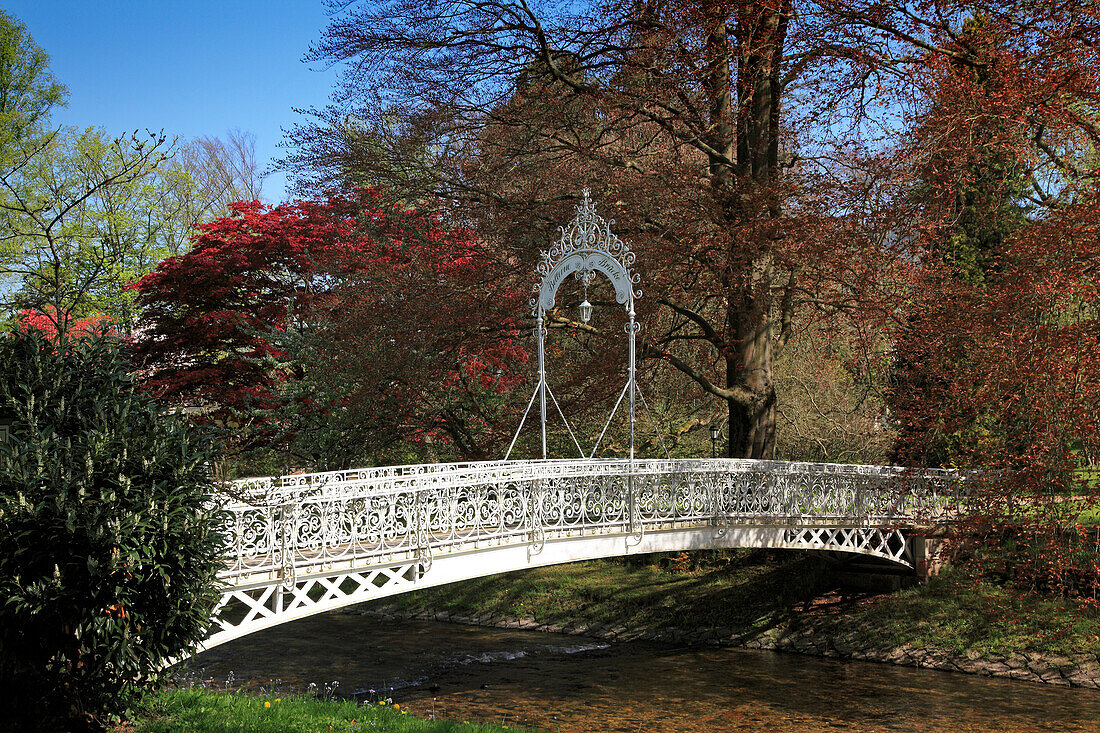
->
[183, 612, 1100, 732]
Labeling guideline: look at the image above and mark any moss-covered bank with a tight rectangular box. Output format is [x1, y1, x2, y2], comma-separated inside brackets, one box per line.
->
[356, 550, 1100, 688]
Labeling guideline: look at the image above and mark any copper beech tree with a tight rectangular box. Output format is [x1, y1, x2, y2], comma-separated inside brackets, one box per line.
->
[882, 9, 1100, 594]
[284, 0, 1099, 458]
[130, 189, 527, 465]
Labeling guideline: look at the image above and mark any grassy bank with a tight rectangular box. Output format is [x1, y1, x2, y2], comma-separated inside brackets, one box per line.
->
[366, 550, 1100, 659]
[119, 689, 528, 733]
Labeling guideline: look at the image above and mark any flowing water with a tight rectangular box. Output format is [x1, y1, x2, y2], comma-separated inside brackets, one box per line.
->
[186, 612, 1100, 732]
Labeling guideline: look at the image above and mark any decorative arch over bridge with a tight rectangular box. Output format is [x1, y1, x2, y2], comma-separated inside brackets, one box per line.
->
[534, 190, 640, 312]
[507, 190, 653, 461]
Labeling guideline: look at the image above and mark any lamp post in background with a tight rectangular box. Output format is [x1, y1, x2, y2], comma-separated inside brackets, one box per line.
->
[709, 424, 720, 459]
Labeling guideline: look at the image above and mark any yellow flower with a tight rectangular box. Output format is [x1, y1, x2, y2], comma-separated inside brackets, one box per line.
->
[379, 701, 386, 706]
[275, 698, 281, 703]
[393, 703, 400, 709]
[264, 701, 271, 709]
[401, 710, 408, 715]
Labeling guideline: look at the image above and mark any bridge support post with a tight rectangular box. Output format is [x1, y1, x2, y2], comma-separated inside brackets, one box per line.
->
[910, 535, 946, 582]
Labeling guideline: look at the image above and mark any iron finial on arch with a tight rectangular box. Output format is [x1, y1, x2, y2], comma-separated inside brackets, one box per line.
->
[532, 188, 642, 315]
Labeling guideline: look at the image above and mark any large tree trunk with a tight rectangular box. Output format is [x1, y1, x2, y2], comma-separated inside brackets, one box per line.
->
[726, 254, 777, 458]
[719, 0, 788, 458]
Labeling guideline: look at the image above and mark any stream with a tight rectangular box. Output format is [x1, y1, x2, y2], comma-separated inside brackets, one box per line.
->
[184, 611, 1100, 731]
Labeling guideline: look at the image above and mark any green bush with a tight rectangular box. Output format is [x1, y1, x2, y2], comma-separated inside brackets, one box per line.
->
[0, 329, 226, 730]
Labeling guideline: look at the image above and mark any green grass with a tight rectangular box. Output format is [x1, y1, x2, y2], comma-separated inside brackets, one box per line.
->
[121, 689, 529, 733]
[370, 551, 1100, 659]
[820, 566, 1100, 657]
[377, 551, 829, 636]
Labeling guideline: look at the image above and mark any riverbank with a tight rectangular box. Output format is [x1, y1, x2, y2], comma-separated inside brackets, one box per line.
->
[118, 688, 529, 732]
[354, 550, 1100, 689]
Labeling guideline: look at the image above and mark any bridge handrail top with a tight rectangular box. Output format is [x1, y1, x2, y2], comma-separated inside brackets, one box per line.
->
[225, 456, 966, 488]
[215, 457, 967, 511]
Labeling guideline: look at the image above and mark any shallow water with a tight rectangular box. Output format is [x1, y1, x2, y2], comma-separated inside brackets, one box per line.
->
[186, 612, 1100, 732]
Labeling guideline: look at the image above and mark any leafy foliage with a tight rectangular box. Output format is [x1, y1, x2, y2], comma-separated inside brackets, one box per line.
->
[0, 10, 66, 152]
[0, 13, 266, 335]
[882, 10, 1100, 594]
[131, 188, 528, 467]
[0, 126, 171, 330]
[0, 328, 225, 730]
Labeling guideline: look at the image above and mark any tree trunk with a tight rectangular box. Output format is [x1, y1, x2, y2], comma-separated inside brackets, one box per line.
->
[721, 0, 788, 458]
[725, 254, 777, 459]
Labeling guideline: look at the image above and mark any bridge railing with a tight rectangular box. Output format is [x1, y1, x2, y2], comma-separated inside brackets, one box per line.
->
[216, 459, 964, 587]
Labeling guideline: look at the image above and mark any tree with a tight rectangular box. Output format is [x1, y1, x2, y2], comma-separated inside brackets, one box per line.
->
[0, 10, 66, 154]
[131, 189, 527, 466]
[284, 0, 1100, 460]
[173, 128, 265, 216]
[0, 126, 268, 334]
[0, 328, 224, 730]
[285, 0, 801, 457]
[0, 14, 266, 334]
[889, 15, 1033, 467]
[773, 317, 894, 464]
[266, 237, 529, 467]
[278, 0, 920, 458]
[874, 6, 1100, 594]
[885, 5, 1100, 468]
[0, 126, 170, 333]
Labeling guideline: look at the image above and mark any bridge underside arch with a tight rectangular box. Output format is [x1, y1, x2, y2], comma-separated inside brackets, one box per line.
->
[202, 523, 912, 652]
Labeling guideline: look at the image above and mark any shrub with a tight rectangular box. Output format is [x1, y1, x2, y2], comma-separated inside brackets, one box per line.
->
[0, 329, 226, 730]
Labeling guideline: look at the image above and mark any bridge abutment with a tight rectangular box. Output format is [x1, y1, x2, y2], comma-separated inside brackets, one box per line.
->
[909, 533, 947, 583]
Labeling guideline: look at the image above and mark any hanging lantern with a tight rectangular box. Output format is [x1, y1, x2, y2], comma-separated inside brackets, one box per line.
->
[579, 299, 593, 324]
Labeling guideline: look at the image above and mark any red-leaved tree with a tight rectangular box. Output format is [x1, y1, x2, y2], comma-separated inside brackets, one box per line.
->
[14, 306, 112, 341]
[130, 189, 528, 465]
[886, 8, 1100, 597]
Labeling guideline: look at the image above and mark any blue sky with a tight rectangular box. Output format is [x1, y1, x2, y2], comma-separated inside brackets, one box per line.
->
[2, 1, 341, 202]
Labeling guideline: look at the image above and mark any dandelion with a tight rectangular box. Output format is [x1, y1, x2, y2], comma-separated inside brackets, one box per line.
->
[264, 701, 271, 709]
[275, 698, 281, 703]
[379, 701, 386, 706]
[393, 703, 400, 710]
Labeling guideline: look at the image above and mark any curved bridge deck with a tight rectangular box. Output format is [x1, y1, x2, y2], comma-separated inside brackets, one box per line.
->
[205, 458, 961, 651]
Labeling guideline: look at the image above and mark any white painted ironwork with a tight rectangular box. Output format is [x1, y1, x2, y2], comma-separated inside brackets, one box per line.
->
[202, 458, 962, 652]
[508, 190, 645, 461]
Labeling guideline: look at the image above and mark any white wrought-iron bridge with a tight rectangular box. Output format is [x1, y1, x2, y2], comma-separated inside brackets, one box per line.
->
[201, 193, 960, 652]
[206, 458, 961, 650]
